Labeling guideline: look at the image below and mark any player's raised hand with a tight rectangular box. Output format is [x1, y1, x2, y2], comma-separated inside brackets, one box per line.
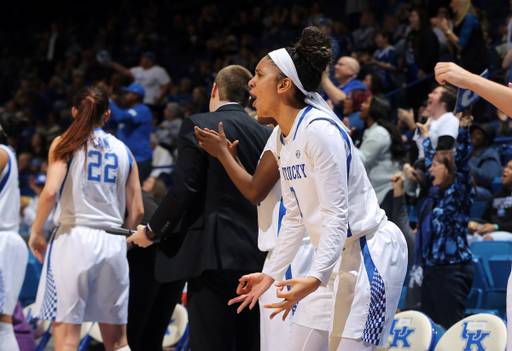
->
[265, 277, 321, 321]
[195, 122, 239, 159]
[29, 229, 47, 263]
[228, 273, 274, 314]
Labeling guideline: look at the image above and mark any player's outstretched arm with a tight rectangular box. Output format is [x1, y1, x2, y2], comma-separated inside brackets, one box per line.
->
[124, 152, 144, 230]
[435, 62, 512, 117]
[29, 137, 68, 263]
[195, 122, 280, 204]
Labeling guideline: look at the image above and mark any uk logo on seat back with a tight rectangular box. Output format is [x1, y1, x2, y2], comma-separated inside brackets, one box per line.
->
[460, 321, 490, 351]
[390, 318, 415, 348]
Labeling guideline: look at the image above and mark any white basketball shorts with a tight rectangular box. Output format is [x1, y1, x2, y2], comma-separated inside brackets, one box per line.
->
[0, 231, 28, 315]
[330, 220, 408, 349]
[33, 225, 129, 324]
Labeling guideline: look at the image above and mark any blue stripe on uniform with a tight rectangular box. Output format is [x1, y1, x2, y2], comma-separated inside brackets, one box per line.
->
[38, 226, 60, 321]
[125, 145, 133, 175]
[293, 106, 313, 141]
[360, 236, 387, 346]
[0, 149, 12, 196]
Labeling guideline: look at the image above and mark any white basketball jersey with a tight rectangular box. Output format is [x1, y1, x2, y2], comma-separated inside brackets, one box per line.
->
[55, 129, 132, 229]
[0, 145, 20, 232]
[277, 106, 385, 248]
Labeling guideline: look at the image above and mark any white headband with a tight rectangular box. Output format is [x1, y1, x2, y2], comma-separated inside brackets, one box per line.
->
[268, 48, 350, 132]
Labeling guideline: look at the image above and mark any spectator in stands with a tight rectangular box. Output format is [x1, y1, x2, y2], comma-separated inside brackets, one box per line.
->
[190, 86, 209, 115]
[142, 177, 168, 203]
[362, 73, 384, 97]
[403, 85, 459, 180]
[170, 78, 194, 107]
[431, 7, 453, 57]
[315, 17, 341, 61]
[342, 89, 372, 142]
[18, 152, 35, 197]
[357, 96, 407, 218]
[19, 174, 55, 240]
[403, 8, 440, 108]
[156, 102, 183, 148]
[322, 56, 368, 119]
[367, 29, 398, 92]
[431, 0, 489, 75]
[469, 123, 502, 201]
[468, 160, 512, 241]
[110, 83, 153, 183]
[415, 113, 474, 331]
[109, 52, 171, 117]
[390, 171, 415, 265]
[149, 133, 174, 178]
[351, 11, 378, 52]
[497, 107, 512, 137]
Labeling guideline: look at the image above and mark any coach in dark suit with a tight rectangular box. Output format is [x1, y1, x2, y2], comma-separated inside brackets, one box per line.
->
[128, 65, 271, 351]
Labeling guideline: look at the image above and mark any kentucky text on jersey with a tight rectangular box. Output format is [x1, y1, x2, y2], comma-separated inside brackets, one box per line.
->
[281, 164, 307, 181]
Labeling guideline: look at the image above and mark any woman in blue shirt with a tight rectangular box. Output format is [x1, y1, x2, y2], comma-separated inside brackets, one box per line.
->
[415, 114, 474, 330]
[432, 0, 489, 74]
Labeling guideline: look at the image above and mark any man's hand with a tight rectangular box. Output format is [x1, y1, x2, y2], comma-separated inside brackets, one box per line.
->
[397, 108, 416, 131]
[264, 277, 321, 321]
[416, 117, 431, 138]
[228, 273, 274, 314]
[126, 224, 154, 248]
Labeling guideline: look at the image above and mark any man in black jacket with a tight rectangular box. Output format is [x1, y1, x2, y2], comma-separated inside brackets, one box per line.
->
[128, 65, 271, 351]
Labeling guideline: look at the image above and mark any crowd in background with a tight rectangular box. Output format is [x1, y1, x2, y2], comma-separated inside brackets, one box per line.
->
[2, 0, 512, 235]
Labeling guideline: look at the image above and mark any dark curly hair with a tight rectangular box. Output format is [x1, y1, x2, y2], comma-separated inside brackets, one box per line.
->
[269, 26, 333, 103]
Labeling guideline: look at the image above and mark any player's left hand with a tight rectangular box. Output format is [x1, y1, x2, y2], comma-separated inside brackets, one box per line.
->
[264, 276, 321, 321]
[126, 225, 154, 248]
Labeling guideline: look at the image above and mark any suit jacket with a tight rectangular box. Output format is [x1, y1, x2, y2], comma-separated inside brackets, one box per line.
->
[150, 103, 272, 282]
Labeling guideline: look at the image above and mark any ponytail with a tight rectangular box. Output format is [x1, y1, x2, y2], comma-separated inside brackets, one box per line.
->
[53, 87, 109, 162]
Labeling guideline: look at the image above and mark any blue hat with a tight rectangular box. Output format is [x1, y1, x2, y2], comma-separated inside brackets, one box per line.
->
[123, 83, 146, 98]
[141, 52, 156, 63]
[34, 173, 46, 185]
[316, 17, 334, 28]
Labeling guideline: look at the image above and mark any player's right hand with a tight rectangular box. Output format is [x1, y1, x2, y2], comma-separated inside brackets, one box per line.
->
[29, 229, 47, 264]
[228, 273, 274, 314]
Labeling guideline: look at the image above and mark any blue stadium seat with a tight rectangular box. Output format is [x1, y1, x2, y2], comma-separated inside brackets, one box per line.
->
[472, 258, 491, 291]
[470, 201, 487, 219]
[488, 256, 512, 290]
[492, 177, 503, 194]
[471, 241, 512, 258]
[466, 288, 483, 309]
[406, 205, 417, 223]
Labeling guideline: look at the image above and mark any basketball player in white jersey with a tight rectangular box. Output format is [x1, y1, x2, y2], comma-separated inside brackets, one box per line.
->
[195, 120, 322, 350]
[29, 87, 144, 351]
[225, 27, 408, 351]
[0, 116, 29, 351]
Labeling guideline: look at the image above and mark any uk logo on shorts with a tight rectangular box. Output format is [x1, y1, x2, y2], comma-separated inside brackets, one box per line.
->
[389, 318, 415, 347]
[460, 321, 490, 351]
